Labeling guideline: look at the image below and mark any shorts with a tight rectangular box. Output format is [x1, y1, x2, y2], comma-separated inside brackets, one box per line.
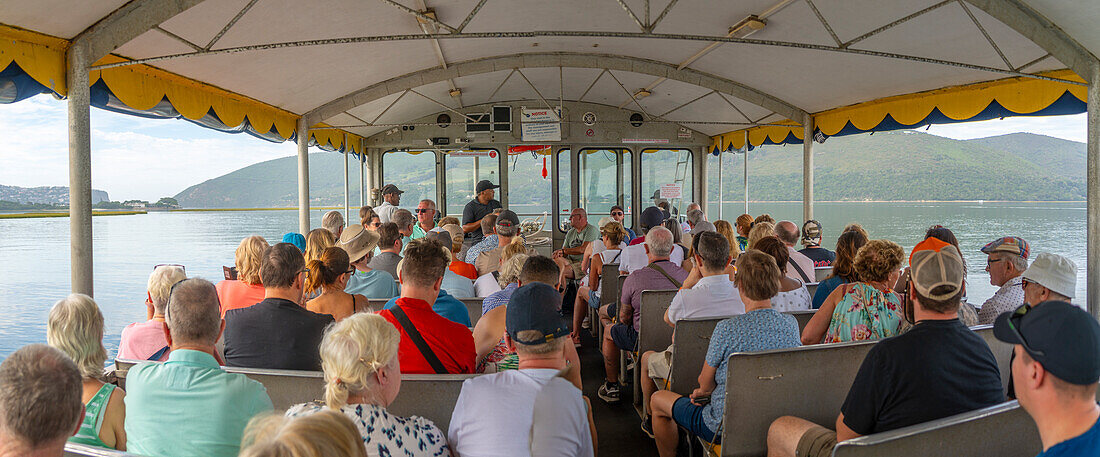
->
[647, 345, 674, 380]
[588, 289, 601, 309]
[569, 260, 583, 278]
[795, 425, 837, 457]
[672, 397, 718, 443]
[610, 324, 637, 351]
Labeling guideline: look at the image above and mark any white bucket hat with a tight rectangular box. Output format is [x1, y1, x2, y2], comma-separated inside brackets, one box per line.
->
[1022, 252, 1077, 299]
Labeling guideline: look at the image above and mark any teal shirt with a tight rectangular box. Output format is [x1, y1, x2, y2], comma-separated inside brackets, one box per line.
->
[411, 224, 434, 240]
[124, 349, 272, 457]
[563, 223, 600, 263]
[345, 269, 400, 299]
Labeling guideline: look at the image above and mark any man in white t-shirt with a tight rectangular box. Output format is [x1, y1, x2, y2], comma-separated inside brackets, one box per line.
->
[448, 282, 595, 457]
[374, 184, 403, 223]
[638, 231, 744, 436]
[620, 206, 683, 274]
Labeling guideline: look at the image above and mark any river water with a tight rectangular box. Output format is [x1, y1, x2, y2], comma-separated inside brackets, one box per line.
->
[0, 201, 1086, 361]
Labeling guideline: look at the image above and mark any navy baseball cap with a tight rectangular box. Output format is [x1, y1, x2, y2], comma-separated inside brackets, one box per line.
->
[380, 184, 404, 195]
[476, 180, 500, 194]
[506, 283, 569, 345]
[496, 209, 520, 227]
[994, 301, 1100, 385]
[640, 206, 665, 230]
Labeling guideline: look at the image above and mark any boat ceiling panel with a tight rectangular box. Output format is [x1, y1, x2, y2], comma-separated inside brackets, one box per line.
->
[1026, 0, 1100, 62]
[157, 0, 256, 48]
[810, 0, 944, 45]
[113, 29, 205, 60]
[0, 0, 129, 39]
[460, 0, 641, 33]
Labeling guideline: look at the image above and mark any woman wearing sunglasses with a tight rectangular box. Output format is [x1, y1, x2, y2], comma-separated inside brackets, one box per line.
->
[305, 247, 369, 322]
[609, 205, 636, 242]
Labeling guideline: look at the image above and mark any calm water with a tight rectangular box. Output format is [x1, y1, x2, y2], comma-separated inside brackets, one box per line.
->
[0, 202, 1087, 361]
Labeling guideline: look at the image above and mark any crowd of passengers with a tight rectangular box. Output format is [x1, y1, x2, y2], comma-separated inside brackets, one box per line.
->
[1, 179, 1098, 457]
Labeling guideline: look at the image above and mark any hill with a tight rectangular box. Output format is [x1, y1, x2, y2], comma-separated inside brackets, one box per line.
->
[0, 185, 109, 205]
[173, 131, 1086, 208]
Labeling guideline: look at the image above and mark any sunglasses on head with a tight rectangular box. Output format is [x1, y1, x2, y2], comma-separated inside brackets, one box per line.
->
[1007, 305, 1045, 357]
[154, 264, 185, 273]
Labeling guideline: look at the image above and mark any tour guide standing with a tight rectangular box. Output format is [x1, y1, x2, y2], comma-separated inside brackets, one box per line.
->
[375, 184, 404, 224]
[462, 180, 502, 247]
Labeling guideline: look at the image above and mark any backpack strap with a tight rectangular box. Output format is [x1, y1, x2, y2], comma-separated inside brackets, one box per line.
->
[788, 258, 812, 283]
[390, 305, 448, 374]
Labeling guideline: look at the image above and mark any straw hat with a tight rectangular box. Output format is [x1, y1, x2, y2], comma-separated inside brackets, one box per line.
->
[338, 224, 380, 262]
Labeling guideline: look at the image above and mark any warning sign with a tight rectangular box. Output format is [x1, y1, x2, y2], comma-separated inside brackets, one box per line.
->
[659, 183, 682, 199]
[448, 150, 496, 158]
[521, 108, 562, 142]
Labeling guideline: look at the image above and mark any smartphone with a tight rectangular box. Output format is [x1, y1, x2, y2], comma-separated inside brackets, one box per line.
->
[692, 395, 711, 406]
[223, 266, 238, 281]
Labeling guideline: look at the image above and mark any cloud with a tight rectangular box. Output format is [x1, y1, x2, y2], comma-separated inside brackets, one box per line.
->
[0, 96, 296, 201]
[924, 113, 1087, 143]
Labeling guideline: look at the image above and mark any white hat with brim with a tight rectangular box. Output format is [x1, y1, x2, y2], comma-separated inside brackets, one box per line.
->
[338, 224, 380, 263]
[1022, 252, 1077, 299]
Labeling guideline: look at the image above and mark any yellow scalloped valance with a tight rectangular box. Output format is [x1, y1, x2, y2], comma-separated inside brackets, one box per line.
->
[711, 69, 1087, 152]
[0, 25, 69, 94]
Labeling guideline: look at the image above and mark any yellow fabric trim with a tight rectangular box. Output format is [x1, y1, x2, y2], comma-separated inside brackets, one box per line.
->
[309, 125, 365, 153]
[710, 70, 1087, 152]
[0, 25, 68, 94]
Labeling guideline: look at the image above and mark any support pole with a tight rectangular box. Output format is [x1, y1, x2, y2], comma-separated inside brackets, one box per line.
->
[743, 132, 749, 215]
[343, 134, 350, 227]
[297, 118, 310, 235]
[1088, 62, 1100, 319]
[359, 145, 365, 208]
[67, 43, 93, 296]
[803, 116, 815, 222]
[718, 149, 724, 220]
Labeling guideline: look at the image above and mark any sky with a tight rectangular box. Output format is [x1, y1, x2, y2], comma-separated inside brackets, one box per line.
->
[0, 96, 1088, 202]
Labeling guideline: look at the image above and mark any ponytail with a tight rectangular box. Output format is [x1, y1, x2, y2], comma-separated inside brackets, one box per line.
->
[305, 247, 352, 295]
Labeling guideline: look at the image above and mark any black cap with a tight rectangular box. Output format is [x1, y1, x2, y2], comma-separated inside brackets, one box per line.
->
[496, 209, 520, 227]
[506, 283, 569, 345]
[381, 184, 404, 195]
[994, 301, 1100, 385]
[476, 180, 500, 194]
[640, 206, 665, 230]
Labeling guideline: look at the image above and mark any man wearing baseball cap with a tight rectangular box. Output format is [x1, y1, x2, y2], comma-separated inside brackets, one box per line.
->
[768, 237, 1003, 457]
[798, 219, 835, 267]
[374, 183, 404, 224]
[994, 301, 1100, 456]
[620, 206, 682, 274]
[473, 209, 522, 276]
[447, 283, 594, 457]
[978, 236, 1031, 324]
[461, 179, 502, 247]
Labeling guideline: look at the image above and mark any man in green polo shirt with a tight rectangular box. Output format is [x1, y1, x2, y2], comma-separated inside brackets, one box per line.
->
[125, 278, 272, 457]
[553, 208, 600, 286]
[411, 199, 438, 240]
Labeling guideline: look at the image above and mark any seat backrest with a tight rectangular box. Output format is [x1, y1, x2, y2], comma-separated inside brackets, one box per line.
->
[785, 310, 816, 333]
[805, 282, 819, 300]
[669, 318, 723, 394]
[114, 359, 476, 431]
[65, 443, 144, 457]
[638, 290, 679, 356]
[599, 265, 622, 309]
[831, 401, 1041, 457]
[460, 298, 483, 324]
[973, 325, 1013, 395]
[366, 299, 388, 313]
[719, 340, 878, 457]
[814, 266, 832, 282]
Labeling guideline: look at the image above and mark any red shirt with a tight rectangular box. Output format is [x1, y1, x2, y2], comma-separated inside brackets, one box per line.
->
[215, 280, 266, 317]
[449, 261, 478, 280]
[378, 297, 476, 374]
[628, 235, 646, 246]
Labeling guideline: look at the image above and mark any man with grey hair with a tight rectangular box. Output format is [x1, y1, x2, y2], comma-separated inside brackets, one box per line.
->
[118, 265, 187, 361]
[392, 208, 416, 254]
[411, 199, 437, 240]
[126, 278, 273, 457]
[553, 208, 600, 285]
[977, 236, 1030, 324]
[474, 210, 522, 276]
[685, 208, 715, 235]
[464, 213, 500, 265]
[0, 344, 83, 457]
[448, 283, 595, 457]
[321, 210, 344, 239]
[598, 226, 688, 404]
[775, 220, 816, 284]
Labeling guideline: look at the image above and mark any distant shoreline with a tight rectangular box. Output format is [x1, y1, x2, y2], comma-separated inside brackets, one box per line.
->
[0, 210, 146, 219]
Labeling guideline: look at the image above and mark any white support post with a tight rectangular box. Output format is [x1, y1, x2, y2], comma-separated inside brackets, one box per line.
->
[1088, 63, 1099, 319]
[67, 43, 93, 296]
[297, 118, 310, 235]
[803, 116, 815, 222]
[360, 147, 366, 208]
[718, 148, 724, 220]
[743, 132, 749, 215]
[343, 134, 350, 227]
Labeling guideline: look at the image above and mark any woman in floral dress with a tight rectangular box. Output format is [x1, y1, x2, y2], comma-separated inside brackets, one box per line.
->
[801, 239, 906, 344]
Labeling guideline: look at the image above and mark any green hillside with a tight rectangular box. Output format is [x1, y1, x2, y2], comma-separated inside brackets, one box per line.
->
[174, 131, 1086, 208]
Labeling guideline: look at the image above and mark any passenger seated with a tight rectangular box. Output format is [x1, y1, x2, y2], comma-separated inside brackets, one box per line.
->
[480, 251, 528, 316]
[281, 232, 306, 252]
[775, 221, 816, 283]
[449, 283, 596, 457]
[599, 227, 687, 404]
[474, 210, 522, 276]
[995, 301, 1100, 457]
[620, 206, 682, 272]
[428, 230, 475, 298]
[734, 213, 752, 251]
[305, 246, 368, 321]
[46, 294, 126, 450]
[767, 238, 1003, 457]
[367, 223, 403, 280]
[798, 220, 835, 267]
[977, 236, 1030, 324]
[119, 264, 186, 361]
[662, 219, 691, 268]
[802, 239, 904, 344]
[303, 228, 336, 301]
[685, 208, 716, 236]
[609, 204, 637, 241]
[285, 313, 450, 456]
[812, 230, 867, 309]
[0, 344, 84, 457]
[745, 221, 775, 250]
[380, 249, 473, 327]
[322, 210, 345, 239]
[753, 237, 812, 311]
[713, 219, 742, 264]
[639, 231, 744, 429]
[126, 278, 273, 457]
[377, 239, 475, 374]
[649, 250, 800, 455]
[359, 206, 381, 230]
[241, 410, 366, 457]
[340, 224, 400, 300]
[216, 235, 268, 317]
[553, 208, 600, 285]
[474, 237, 528, 297]
[893, 225, 979, 326]
[441, 223, 478, 280]
[391, 209, 416, 253]
[571, 221, 627, 346]
[464, 213, 499, 265]
[410, 199, 437, 239]
[224, 243, 334, 370]
[579, 217, 626, 273]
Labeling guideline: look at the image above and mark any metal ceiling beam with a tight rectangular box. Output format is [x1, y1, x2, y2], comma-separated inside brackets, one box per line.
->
[648, 0, 678, 32]
[455, 0, 489, 33]
[804, 0, 843, 48]
[842, 0, 953, 48]
[204, 0, 260, 50]
[614, 0, 647, 32]
[964, 0, 1097, 80]
[74, 0, 206, 61]
[378, 0, 457, 32]
[302, 52, 807, 127]
[154, 25, 202, 52]
[957, 0, 1012, 70]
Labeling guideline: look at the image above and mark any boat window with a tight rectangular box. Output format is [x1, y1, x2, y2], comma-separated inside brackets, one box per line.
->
[579, 148, 633, 230]
[557, 148, 572, 233]
[505, 145, 553, 225]
[641, 148, 694, 219]
[443, 149, 500, 217]
[381, 150, 437, 210]
[706, 148, 745, 220]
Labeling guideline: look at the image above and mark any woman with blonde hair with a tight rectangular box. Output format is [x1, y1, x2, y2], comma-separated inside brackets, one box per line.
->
[473, 237, 528, 298]
[305, 247, 368, 322]
[303, 229, 337, 300]
[217, 235, 269, 317]
[47, 294, 126, 450]
[285, 313, 449, 456]
[713, 220, 742, 263]
[241, 410, 366, 457]
[802, 239, 906, 344]
[745, 221, 775, 250]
